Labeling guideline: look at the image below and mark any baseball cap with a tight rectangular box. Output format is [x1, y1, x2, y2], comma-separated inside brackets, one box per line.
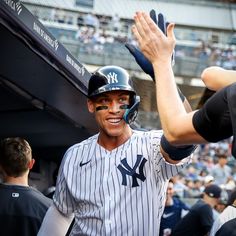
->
[204, 175, 214, 184]
[204, 184, 222, 198]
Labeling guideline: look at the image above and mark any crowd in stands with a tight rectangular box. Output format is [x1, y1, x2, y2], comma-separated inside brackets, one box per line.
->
[175, 39, 236, 71]
[172, 138, 236, 203]
[159, 139, 236, 235]
[33, 7, 236, 71]
[29, 6, 236, 73]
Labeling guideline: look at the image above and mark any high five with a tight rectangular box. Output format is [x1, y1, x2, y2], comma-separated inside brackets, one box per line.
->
[132, 11, 236, 157]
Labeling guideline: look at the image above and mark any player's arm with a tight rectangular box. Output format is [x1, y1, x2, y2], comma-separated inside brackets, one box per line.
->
[132, 11, 207, 145]
[159, 97, 197, 163]
[38, 204, 74, 236]
[127, 10, 197, 162]
[125, 10, 190, 107]
[201, 66, 236, 91]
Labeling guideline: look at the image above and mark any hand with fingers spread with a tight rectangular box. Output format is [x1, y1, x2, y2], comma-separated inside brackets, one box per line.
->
[132, 11, 198, 146]
[132, 11, 176, 69]
[130, 11, 197, 161]
[126, 10, 187, 102]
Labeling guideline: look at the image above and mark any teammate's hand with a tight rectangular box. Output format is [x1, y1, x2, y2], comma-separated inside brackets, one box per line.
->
[125, 9, 174, 81]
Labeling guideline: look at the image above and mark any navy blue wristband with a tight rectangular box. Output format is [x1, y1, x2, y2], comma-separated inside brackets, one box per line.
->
[161, 135, 197, 160]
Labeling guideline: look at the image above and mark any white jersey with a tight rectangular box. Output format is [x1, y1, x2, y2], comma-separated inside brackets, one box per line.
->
[210, 205, 236, 236]
[54, 130, 191, 236]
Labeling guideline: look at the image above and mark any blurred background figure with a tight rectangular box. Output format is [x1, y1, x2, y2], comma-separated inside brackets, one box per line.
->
[0, 137, 52, 236]
[159, 179, 190, 236]
[111, 13, 121, 32]
[210, 151, 232, 187]
[43, 166, 59, 199]
[204, 175, 214, 187]
[83, 12, 99, 30]
[214, 188, 229, 214]
[171, 174, 189, 198]
[171, 184, 222, 236]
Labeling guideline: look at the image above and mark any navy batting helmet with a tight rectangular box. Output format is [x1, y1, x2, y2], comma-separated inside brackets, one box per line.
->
[88, 65, 136, 97]
[88, 65, 140, 124]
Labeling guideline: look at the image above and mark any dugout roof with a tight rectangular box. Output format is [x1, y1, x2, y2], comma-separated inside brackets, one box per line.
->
[0, 0, 97, 161]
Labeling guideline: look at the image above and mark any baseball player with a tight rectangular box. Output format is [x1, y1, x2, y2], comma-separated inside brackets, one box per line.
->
[38, 64, 196, 235]
[132, 11, 236, 158]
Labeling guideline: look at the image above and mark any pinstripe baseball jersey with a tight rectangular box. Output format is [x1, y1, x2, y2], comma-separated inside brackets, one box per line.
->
[54, 129, 191, 236]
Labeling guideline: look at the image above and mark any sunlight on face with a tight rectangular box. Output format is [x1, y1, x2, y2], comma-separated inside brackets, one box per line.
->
[94, 92, 130, 111]
[88, 91, 132, 138]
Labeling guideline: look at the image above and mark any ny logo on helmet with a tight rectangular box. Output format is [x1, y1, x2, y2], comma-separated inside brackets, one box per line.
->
[107, 72, 118, 84]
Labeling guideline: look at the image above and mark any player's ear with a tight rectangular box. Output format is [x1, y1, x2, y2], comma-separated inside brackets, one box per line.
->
[87, 99, 95, 113]
[28, 158, 35, 170]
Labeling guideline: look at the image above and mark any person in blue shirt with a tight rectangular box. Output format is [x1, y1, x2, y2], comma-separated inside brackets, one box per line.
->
[160, 179, 190, 236]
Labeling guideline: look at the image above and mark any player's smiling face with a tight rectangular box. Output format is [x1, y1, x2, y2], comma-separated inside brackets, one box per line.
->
[87, 90, 131, 137]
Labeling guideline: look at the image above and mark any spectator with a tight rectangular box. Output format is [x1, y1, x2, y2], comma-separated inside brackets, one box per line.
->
[159, 179, 189, 236]
[190, 178, 203, 198]
[172, 174, 189, 198]
[204, 175, 214, 187]
[215, 189, 229, 214]
[196, 40, 211, 75]
[43, 166, 59, 199]
[111, 13, 121, 32]
[171, 184, 222, 236]
[83, 13, 99, 30]
[210, 151, 232, 186]
[0, 137, 52, 236]
[49, 8, 56, 22]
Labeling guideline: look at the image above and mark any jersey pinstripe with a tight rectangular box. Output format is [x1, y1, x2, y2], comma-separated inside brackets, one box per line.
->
[54, 130, 191, 236]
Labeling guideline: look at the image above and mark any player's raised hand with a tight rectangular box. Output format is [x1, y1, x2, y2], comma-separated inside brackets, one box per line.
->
[129, 11, 186, 102]
[125, 10, 174, 81]
[132, 11, 176, 69]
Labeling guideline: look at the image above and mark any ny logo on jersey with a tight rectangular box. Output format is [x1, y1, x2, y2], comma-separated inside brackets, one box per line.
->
[117, 155, 147, 187]
[107, 72, 118, 84]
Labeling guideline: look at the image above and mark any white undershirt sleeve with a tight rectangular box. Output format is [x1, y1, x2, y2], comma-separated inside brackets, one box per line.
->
[37, 204, 74, 236]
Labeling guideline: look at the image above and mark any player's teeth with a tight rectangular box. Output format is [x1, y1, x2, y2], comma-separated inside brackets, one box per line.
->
[109, 119, 120, 123]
